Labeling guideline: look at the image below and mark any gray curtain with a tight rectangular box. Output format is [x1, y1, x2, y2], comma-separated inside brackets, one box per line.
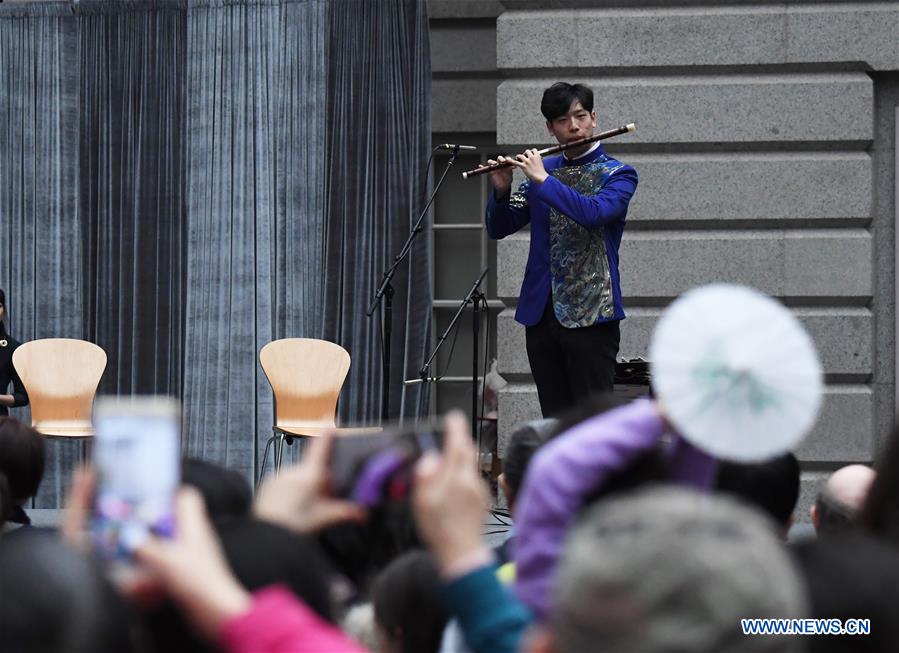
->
[324, 0, 432, 423]
[181, 0, 327, 479]
[78, 3, 186, 398]
[0, 0, 431, 501]
[0, 4, 83, 505]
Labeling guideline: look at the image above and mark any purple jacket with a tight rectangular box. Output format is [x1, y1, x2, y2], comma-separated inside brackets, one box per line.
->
[512, 399, 718, 619]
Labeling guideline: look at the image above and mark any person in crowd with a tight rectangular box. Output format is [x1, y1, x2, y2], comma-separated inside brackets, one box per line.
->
[495, 417, 557, 564]
[372, 550, 449, 653]
[437, 417, 558, 653]
[857, 426, 899, 544]
[313, 500, 421, 601]
[810, 464, 876, 535]
[532, 487, 807, 653]
[413, 413, 532, 653]
[715, 452, 801, 536]
[54, 435, 369, 653]
[499, 418, 558, 516]
[0, 472, 11, 530]
[137, 488, 367, 653]
[0, 289, 29, 416]
[512, 398, 713, 619]
[793, 530, 899, 652]
[0, 529, 139, 653]
[484, 83, 639, 418]
[143, 516, 337, 653]
[0, 416, 45, 529]
[182, 457, 253, 523]
[414, 412, 805, 653]
[137, 433, 368, 653]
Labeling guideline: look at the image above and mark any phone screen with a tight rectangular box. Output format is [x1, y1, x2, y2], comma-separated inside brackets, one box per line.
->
[329, 425, 442, 506]
[91, 397, 180, 561]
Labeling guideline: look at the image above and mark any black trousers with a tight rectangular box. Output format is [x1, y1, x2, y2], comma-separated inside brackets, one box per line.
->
[525, 300, 620, 418]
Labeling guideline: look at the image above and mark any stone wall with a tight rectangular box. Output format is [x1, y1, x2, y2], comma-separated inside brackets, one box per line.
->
[431, 1, 897, 521]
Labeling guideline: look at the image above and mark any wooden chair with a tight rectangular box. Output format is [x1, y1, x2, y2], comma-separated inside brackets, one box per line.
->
[259, 338, 363, 479]
[12, 338, 107, 440]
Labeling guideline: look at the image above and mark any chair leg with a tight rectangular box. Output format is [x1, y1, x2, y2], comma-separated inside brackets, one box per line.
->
[274, 431, 286, 473]
[258, 433, 277, 487]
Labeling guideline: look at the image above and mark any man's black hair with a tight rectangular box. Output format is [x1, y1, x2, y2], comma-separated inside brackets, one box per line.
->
[814, 491, 855, 534]
[181, 457, 252, 523]
[547, 392, 629, 439]
[0, 530, 139, 653]
[858, 422, 899, 544]
[373, 551, 449, 653]
[0, 417, 45, 503]
[793, 531, 899, 652]
[541, 82, 594, 121]
[716, 452, 800, 528]
[143, 518, 335, 653]
[503, 419, 557, 505]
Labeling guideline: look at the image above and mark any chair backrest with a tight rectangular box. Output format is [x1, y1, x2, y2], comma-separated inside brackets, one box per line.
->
[12, 338, 107, 431]
[259, 338, 351, 428]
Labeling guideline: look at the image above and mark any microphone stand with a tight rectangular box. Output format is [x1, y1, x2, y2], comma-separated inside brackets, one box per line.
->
[367, 146, 462, 422]
[417, 268, 488, 439]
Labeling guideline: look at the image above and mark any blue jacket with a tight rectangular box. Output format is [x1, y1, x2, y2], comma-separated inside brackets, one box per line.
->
[440, 564, 532, 653]
[486, 144, 638, 327]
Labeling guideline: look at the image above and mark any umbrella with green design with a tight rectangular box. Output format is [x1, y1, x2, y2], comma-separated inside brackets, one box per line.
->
[650, 284, 823, 462]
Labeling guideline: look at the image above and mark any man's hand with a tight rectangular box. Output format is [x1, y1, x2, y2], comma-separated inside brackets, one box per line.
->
[412, 412, 490, 574]
[486, 158, 514, 196]
[499, 148, 548, 185]
[253, 433, 367, 534]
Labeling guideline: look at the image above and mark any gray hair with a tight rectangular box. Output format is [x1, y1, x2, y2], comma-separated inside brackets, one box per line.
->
[551, 486, 808, 653]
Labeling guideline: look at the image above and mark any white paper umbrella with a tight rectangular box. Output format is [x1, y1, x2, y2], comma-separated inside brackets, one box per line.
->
[649, 284, 823, 462]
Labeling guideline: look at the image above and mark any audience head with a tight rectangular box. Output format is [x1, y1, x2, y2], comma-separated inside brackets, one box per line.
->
[144, 516, 335, 652]
[811, 464, 876, 534]
[218, 517, 334, 618]
[500, 418, 557, 511]
[793, 530, 899, 652]
[0, 529, 137, 653]
[548, 392, 628, 437]
[0, 473, 11, 528]
[715, 452, 800, 534]
[372, 550, 448, 653]
[0, 287, 5, 335]
[532, 487, 806, 653]
[0, 417, 46, 514]
[181, 457, 252, 522]
[858, 425, 899, 544]
[317, 499, 421, 597]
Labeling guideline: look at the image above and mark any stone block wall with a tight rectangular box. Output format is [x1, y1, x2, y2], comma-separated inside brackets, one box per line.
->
[429, 0, 898, 522]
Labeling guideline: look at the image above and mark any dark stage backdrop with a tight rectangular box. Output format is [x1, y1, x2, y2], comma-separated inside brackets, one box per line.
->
[0, 0, 432, 506]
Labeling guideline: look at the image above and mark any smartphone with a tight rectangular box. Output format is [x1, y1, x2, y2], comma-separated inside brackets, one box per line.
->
[91, 396, 180, 561]
[328, 424, 443, 507]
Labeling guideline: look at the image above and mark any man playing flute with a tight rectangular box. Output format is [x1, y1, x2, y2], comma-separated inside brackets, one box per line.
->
[486, 82, 638, 417]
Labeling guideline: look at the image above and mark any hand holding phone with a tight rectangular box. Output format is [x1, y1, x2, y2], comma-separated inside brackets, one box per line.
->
[91, 397, 181, 562]
[327, 423, 443, 506]
[411, 412, 490, 573]
[254, 433, 367, 534]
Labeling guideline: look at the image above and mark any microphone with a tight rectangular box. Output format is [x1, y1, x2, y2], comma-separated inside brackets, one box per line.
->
[436, 144, 478, 151]
[403, 377, 442, 386]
